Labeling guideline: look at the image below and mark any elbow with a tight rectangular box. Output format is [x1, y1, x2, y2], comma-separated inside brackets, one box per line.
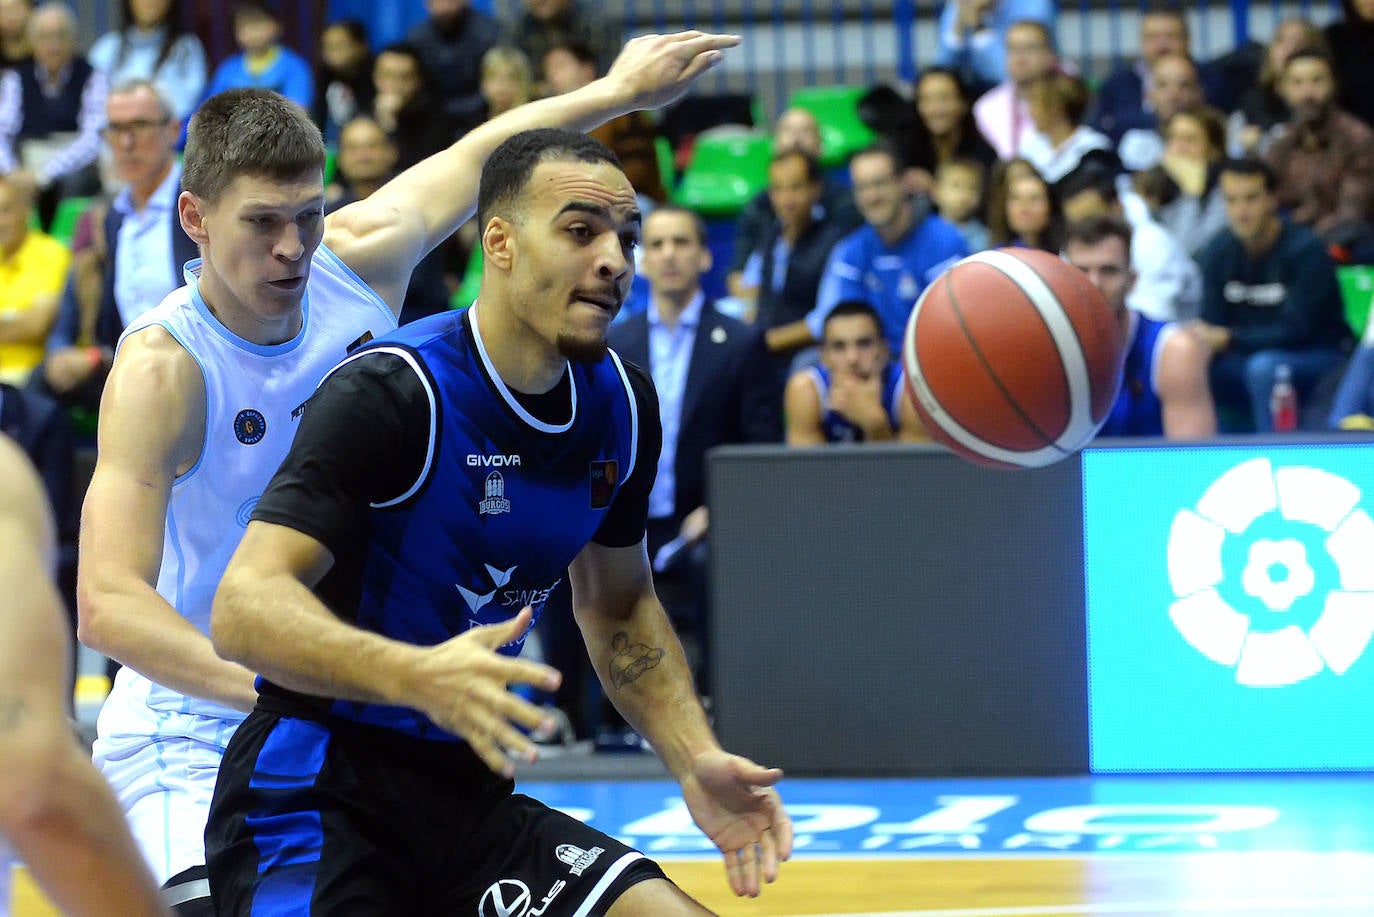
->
[210, 572, 255, 667]
[0, 731, 69, 841]
[75, 577, 119, 656]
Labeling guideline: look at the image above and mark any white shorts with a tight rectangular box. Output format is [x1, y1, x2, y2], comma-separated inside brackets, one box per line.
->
[93, 686, 241, 886]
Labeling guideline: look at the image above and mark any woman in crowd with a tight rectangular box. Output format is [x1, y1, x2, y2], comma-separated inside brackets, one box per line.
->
[1017, 71, 1116, 184]
[899, 66, 997, 195]
[1155, 107, 1230, 258]
[87, 0, 206, 122]
[987, 158, 1063, 252]
[314, 19, 374, 145]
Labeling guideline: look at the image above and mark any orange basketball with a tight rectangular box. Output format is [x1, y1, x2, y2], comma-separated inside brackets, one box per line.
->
[901, 248, 1126, 469]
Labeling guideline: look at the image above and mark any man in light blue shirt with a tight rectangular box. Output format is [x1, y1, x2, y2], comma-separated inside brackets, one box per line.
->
[936, 0, 1055, 92]
[808, 144, 969, 355]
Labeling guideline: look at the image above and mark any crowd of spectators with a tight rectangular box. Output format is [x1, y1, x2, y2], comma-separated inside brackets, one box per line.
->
[4, 0, 1374, 745]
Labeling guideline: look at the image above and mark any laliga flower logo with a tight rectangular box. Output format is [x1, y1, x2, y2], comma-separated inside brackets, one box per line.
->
[1241, 539, 1315, 612]
[1167, 458, 1374, 687]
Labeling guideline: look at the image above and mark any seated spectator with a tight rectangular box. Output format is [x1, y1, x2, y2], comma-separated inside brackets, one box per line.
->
[325, 115, 449, 324]
[1018, 71, 1116, 183]
[606, 206, 781, 694]
[0, 381, 71, 541]
[808, 143, 968, 354]
[1116, 53, 1205, 173]
[1229, 18, 1328, 158]
[325, 116, 395, 209]
[478, 45, 533, 120]
[543, 40, 665, 205]
[87, 0, 206, 123]
[370, 42, 454, 171]
[930, 157, 990, 252]
[973, 18, 1061, 161]
[0, 173, 68, 385]
[1089, 6, 1225, 144]
[1064, 215, 1216, 437]
[1265, 50, 1374, 245]
[987, 157, 1063, 252]
[1192, 158, 1349, 431]
[0, 0, 29, 68]
[505, 0, 619, 88]
[408, 0, 498, 129]
[1060, 162, 1202, 321]
[1155, 108, 1230, 258]
[785, 300, 925, 444]
[1329, 320, 1374, 429]
[934, 0, 1054, 95]
[35, 80, 187, 411]
[727, 107, 859, 297]
[202, 0, 313, 110]
[738, 150, 856, 370]
[898, 66, 997, 195]
[1324, 0, 1374, 131]
[0, 3, 106, 229]
[314, 19, 374, 144]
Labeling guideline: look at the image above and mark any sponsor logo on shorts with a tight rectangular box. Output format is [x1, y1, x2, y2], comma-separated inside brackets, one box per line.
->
[478, 878, 566, 917]
[556, 843, 604, 876]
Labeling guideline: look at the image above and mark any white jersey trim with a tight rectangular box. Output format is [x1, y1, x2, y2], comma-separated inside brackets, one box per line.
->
[607, 349, 640, 484]
[469, 303, 577, 434]
[570, 851, 646, 917]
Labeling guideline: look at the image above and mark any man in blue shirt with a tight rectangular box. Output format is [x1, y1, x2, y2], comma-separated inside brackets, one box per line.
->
[935, 0, 1055, 93]
[797, 143, 969, 356]
[202, 0, 313, 110]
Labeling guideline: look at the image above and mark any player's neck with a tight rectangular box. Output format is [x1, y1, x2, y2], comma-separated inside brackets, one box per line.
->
[471, 302, 566, 394]
[198, 269, 302, 346]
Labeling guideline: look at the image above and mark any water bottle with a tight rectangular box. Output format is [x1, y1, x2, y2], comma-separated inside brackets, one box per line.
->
[1270, 363, 1298, 432]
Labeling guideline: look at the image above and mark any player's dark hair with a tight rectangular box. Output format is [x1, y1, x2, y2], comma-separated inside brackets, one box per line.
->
[477, 128, 621, 231]
[647, 205, 708, 245]
[182, 89, 326, 204]
[823, 300, 884, 339]
[770, 148, 822, 185]
[1065, 214, 1133, 252]
[1218, 157, 1278, 193]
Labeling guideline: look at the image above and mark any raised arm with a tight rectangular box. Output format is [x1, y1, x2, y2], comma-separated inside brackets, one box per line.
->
[323, 31, 739, 311]
[0, 436, 166, 917]
[76, 328, 259, 711]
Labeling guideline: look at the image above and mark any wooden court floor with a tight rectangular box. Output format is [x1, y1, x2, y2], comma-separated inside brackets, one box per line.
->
[16, 853, 1374, 915]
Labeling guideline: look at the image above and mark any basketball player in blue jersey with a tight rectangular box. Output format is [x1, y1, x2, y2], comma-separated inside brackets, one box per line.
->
[1063, 216, 1217, 438]
[203, 128, 791, 914]
[0, 435, 166, 917]
[785, 300, 927, 444]
[76, 32, 742, 915]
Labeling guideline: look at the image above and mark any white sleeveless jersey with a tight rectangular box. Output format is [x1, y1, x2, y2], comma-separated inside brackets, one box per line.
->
[106, 244, 397, 721]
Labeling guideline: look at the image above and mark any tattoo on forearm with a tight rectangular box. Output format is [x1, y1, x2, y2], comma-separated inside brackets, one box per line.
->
[0, 695, 29, 733]
[609, 631, 666, 689]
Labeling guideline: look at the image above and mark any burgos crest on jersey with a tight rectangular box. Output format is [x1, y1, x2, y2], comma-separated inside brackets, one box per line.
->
[480, 471, 512, 516]
[556, 843, 604, 876]
[234, 408, 266, 445]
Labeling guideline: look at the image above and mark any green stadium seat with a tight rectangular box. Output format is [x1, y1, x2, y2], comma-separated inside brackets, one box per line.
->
[324, 148, 338, 185]
[787, 85, 877, 169]
[451, 244, 483, 311]
[654, 135, 676, 192]
[49, 195, 92, 246]
[671, 128, 772, 218]
[1337, 265, 1374, 339]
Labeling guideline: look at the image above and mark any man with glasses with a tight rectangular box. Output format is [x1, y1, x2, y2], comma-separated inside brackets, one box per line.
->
[0, 2, 107, 229]
[36, 79, 190, 410]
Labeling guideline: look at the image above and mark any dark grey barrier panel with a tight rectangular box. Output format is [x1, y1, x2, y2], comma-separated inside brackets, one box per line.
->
[707, 444, 1089, 775]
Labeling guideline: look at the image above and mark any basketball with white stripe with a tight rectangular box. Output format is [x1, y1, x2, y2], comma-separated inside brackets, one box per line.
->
[902, 248, 1125, 469]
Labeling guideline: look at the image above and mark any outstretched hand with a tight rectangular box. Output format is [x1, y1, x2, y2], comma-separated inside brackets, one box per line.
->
[414, 607, 562, 778]
[680, 749, 793, 897]
[605, 31, 742, 112]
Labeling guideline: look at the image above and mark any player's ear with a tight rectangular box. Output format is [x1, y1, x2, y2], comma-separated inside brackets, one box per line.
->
[178, 190, 210, 246]
[482, 217, 515, 272]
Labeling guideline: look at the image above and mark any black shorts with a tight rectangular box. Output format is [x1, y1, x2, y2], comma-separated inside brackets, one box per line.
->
[206, 711, 667, 915]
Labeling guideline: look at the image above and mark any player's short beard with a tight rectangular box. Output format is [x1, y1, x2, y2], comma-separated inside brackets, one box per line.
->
[557, 331, 608, 363]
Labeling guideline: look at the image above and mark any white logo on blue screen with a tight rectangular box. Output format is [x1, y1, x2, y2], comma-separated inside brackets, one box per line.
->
[1167, 459, 1374, 687]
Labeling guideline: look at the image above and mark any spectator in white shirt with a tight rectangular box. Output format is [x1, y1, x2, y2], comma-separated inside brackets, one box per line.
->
[974, 19, 1060, 161]
[1017, 72, 1116, 184]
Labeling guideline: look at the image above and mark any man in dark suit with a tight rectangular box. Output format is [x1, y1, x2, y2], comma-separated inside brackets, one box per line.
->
[606, 205, 781, 695]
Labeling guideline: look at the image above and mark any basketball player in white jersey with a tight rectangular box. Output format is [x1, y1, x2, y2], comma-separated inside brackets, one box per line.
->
[0, 434, 165, 917]
[76, 31, 738, 915]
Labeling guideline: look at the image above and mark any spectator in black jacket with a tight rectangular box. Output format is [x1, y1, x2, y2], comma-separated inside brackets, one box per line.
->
[314, 19, 374, 145]
[408, 0, 499, 130]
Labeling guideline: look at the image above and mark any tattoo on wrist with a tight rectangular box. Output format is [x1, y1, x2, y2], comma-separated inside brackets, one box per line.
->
[609, 631, 666, 688]
[0, 696, 29, 733]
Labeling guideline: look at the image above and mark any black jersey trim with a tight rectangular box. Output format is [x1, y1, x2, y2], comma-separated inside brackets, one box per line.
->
[318, 345, 441, 509]
[469, 303, 577, 433]
[606, 349, 640, 483]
